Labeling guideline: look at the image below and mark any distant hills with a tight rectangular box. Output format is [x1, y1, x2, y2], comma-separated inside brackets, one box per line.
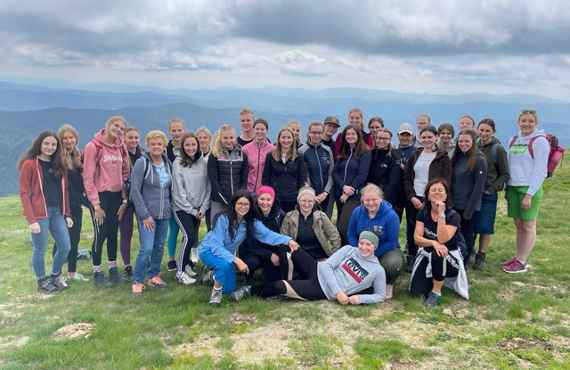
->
[1, 81, 568, 195]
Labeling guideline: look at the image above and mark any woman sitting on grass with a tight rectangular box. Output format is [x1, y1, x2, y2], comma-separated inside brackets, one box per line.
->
[252, 231, 386, 304]
[198, 190, 299, 305]
[410, 179, 469, 307]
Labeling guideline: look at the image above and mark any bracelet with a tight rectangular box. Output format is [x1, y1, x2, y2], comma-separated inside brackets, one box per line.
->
[122, 199, 128, 204]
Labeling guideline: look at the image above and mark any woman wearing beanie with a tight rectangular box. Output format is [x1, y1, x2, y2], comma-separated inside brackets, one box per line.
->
[252, 230, 386, 304]
[280, 186, 341, 261]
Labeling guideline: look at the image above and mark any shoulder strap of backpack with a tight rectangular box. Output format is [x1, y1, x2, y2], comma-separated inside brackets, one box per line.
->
[508, 135, 518, 149]
[527, 134, 547, 159]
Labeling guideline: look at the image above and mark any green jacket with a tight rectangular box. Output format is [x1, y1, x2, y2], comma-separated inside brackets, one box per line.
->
[280, 209, 341, 256]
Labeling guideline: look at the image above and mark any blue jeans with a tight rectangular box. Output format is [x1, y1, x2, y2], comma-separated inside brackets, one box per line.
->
[134, 218, 169, 284]
[199, 247, 236, 294]
[31, 207, 71, 279]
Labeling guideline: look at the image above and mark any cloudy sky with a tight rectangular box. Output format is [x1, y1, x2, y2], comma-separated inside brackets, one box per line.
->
[1, 0, 570, 99]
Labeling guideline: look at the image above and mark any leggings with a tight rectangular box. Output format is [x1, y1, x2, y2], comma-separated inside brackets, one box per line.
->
[379, 249, 403, 285]
[167, 217, 179, 259]
[456, 208, 475, 264]
[89, 191, 121, 267]
[252, 248, 326, 300]
[173, 210, 200, 273]
[53, 205, 82, 273]
[405, 196, 424, 258]
[336, 198, 360, 245]
[119, 204, 135, 267]
[241, 246, 289, 282]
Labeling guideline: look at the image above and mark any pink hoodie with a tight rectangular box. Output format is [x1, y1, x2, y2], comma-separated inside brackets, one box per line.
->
[83, 129, 130, 207]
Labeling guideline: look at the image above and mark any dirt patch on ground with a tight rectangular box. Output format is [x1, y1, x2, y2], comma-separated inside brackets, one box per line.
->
[52, 323, 94, 340]
[0, 336, 30, 351]
[497, 337, 553, 351]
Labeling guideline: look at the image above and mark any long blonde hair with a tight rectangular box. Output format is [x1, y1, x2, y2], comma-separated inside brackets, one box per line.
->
[211, 124, 236, 158]
[272, 127, 298, 161]
[58, 124, 82, 170]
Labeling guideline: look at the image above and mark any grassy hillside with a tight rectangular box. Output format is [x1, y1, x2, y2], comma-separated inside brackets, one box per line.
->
[1, 167, 569, 369]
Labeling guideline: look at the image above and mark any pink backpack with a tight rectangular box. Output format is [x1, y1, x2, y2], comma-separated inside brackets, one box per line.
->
[509, 134, 565, 178]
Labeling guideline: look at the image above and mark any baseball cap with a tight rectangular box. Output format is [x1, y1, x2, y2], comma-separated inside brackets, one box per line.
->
[397, 122, 414, 135]
[323, 116, 340, 127]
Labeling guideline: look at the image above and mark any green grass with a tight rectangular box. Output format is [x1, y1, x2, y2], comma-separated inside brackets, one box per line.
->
[1, 167, 570, 369]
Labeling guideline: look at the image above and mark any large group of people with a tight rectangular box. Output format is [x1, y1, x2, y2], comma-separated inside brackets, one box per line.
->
[19, 108, 551, 307]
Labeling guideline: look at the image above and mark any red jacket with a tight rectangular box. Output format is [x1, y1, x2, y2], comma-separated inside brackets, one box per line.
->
[19, 158, 70, 224]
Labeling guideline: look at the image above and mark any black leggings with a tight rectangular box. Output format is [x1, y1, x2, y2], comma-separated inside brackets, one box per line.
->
[173, 210, 199, 273]
[336, 198, 360, 245]
[456, 209, 475, 264]
[53, 205, 83, 273]
[405, 197, 424, 257]
[241, 247, 289, 282]
[252, 248, 326, 300]
[89, 191, 121, 267]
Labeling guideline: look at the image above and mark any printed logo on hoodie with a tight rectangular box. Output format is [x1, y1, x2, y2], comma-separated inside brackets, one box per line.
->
[341, 257, 369, 283]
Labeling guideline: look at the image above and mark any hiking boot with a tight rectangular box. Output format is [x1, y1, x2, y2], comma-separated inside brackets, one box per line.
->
[37, 277, 58, 294]
[503, 259, 528, 274]
[50, 275, 69, 291]
[167, 260, 177, 272]
[176, 271, 197, 285]
[148, 276, 167, 288]
[108, 267, 122, 285]
[473, 253, 487, 270]
[132, 283, 144, 296]
[209, 287, 223, 305]
[93, 271, 106, 287]
[502, 256, 517, 267]
[123, 265, 133, 280]
[184, 264, 198, 277]
[231, 285, 252, 302]
[424, 291, 441, 307]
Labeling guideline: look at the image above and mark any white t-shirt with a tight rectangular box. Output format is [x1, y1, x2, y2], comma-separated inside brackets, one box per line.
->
[413, 151, 436, 197]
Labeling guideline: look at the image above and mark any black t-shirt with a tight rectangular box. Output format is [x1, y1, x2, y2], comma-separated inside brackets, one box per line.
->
[321, 138, 334, 151]
[416, 207, 460, 251]
[297, 213, 327, 259]
[237, 136, 254, 147]
[39, 159, 63, 210]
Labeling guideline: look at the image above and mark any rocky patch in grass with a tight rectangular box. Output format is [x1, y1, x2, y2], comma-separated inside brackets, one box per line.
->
[52, 323, 94, 341]
[0, 336, 30, 351]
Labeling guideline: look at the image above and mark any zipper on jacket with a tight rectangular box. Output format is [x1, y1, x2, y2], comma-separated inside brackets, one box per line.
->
[254, 142, 261, 192]
[313, 145, 324, 191]
[35, 159, 49, 218]
[343, 148, 353, 184]
[229, 150, 234, 196]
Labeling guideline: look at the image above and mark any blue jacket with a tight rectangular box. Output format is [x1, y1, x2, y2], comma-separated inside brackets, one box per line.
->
[347, 202, 400, 258]
[198, 214, 292, 264]
[299, 142, 334, 195]
[332, 150, 371, 200]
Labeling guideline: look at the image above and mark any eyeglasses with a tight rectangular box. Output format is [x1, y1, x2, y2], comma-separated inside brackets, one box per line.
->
[309, 131, 323, 134]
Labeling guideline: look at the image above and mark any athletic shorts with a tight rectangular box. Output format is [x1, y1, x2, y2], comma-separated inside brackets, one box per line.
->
[506, 186, 543, 221]
[473, 192, 498, 234]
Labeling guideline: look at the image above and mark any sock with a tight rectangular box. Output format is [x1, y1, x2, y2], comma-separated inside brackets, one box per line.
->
[108, 260, 117, 268]
[431, 291, 442, 297]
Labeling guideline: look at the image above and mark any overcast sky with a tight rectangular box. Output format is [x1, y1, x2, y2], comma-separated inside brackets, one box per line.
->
[1, 0, 569, 99]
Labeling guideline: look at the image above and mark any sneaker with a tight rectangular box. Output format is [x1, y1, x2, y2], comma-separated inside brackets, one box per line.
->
[69, 272, 89, 281]
[123, 265, 133, 280]
[132, 283, 144, 296]
[167, 260, 177, 272]
[108, 267, 122, 285]
[209, 287, 223, 305]
[184, 264, 198, 277]
[503, 259, 528, 274]
[473, 253, 487, 270]
[50, 275, 69, 291]
[93, 271, 106, 287]
[176, 271, 197, 285]
[502, 256, 517, 267]
[385, 284, 394, 300]
[37, 277, 58, 294]
[424, 291, 441, 307]
[231, 285, 252, 302]
[148, 276, 167, 288]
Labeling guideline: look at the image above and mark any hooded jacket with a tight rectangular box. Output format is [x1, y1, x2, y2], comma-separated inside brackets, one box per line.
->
[403, 148, 452, 202]
[451, 150, 487, 219]
[242, 139, 274, 192]
[478, 137, 510, 194]
[280, 209, 341, 256]
[299, 141, 334, 195]
[347, 203, 400, 258]
[171, 155, 211, 216]
[83, 129, 129, 207]
[129, 154, 172, 220]
[317, 245, 386, 304]
[507, 129, 550, 196]
[19, 158, 71, 224]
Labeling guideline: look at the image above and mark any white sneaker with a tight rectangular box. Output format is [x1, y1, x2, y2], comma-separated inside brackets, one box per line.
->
[209, 287, 223, 305]
[70, 272, 89, 282]
[385, 284, 394, 300]
[176, 271, 197, 285]
[184, 265, 198, 277]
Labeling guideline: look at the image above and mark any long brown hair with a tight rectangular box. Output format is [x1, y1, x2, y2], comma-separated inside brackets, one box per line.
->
[271, 127, 298, 161]
[179, 132, 202, 168]
[58, 124, 82, 170]
[453, 128, 479, 171]
[18, 131, 66, 177]
[336, 124, 369, 160]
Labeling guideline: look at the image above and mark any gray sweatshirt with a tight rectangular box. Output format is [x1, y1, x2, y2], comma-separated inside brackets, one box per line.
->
[508, 129, 550, 196]
[171, 156, 211, 216]
[129, 154, 172, 220]
[317, 245, 386, 304]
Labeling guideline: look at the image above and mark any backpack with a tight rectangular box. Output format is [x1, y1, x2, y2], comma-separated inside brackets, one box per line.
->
[509, 134, 565, 177]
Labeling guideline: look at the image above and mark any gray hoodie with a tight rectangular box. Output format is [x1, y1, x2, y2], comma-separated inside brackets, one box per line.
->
[130, 154, 172, 220]
[171, 155, 211, 216]
[317, 245, 386, 304]
[508, 129, 550, 196]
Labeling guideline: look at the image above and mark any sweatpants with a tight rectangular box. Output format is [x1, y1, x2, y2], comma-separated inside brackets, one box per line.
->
[89, 191, 121, 268]
[405, 197, 424, 258]
[167, 217, 179, 259]
[53, 204, 82, 273]
[379, 248, 404, 284]
[456, 208, 475, 264]
[173, 210, 200, 273]
[252, 248, 326, 300]
[336, 198, 360, 245]
[119, 204, 135, 267]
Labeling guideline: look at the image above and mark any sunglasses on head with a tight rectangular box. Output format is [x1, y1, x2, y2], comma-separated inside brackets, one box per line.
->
[521, 109, 536, 114]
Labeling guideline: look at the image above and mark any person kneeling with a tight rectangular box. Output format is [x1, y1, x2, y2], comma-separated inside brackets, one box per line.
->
[252, 231, 386, 305]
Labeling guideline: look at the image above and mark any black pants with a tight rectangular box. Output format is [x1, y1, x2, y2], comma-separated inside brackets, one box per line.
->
[241, 247, 289, 282]
[252, 248, 326, 300]
[53, 205, 83, 273]
[89, 191, 121, 266]
[405, 197, 424, 258]
[456, 209, 475, 264]
[410, 250, 459, 296]
[379, 249, 404, 284]
[336, 198, 360, 245]
[173, 210, 200, 273]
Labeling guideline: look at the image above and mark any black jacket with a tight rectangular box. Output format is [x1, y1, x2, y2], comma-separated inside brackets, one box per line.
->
[403, 148, 452, 202]
[332, 150, 372, 200]
[208, 147, 248, 204]
[367, 147, 402, 207]
[451, 151, 488, 220]
[262, 153, 308, 204]
[299, 142, 334, 195]
[240, 205, 287, 258]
